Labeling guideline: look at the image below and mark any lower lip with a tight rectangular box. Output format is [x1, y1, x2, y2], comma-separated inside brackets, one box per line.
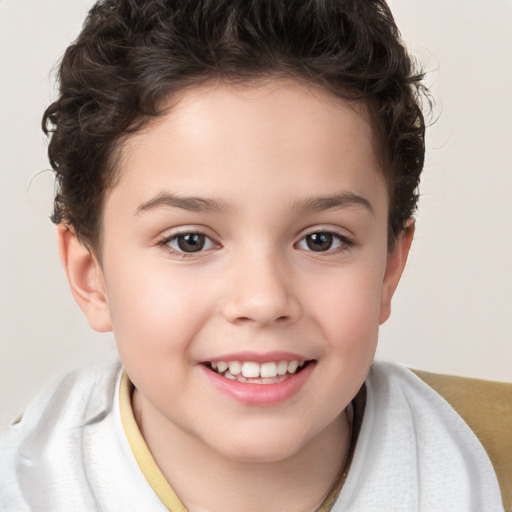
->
[199, 362, 315, 406]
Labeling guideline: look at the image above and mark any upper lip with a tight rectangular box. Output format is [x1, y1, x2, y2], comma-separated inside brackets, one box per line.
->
[200, 351, 313, 364]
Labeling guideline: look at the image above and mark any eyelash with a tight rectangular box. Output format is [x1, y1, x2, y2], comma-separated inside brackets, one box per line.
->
[156, 231, 219, 257]
[156, 229, 355, 257]
[295, 230, 355, 254]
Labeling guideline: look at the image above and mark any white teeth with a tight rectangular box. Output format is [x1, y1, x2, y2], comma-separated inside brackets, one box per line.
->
[287, 361, 298, 373]
[242, 362, 260, 378]
[210, 359, 307, 382]
[277, 361, 288, 376]
[260, 362, 278, 378]
[228, 361, 242, 376]
[216, 361, 228, 373]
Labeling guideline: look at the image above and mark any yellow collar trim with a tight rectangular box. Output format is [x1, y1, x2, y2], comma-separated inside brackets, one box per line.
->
[119, 371, 188, 512]
[119, 371, 362, 512]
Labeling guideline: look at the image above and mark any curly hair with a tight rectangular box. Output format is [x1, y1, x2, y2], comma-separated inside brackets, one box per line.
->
[43, 0, 427, 251]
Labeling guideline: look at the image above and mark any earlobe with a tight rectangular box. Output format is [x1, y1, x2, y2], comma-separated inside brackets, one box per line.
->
[57, 224, 112, 333]
[379, 219, 415, 324]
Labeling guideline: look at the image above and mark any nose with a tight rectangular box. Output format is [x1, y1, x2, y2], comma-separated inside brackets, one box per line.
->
[221, 250, 302, 326]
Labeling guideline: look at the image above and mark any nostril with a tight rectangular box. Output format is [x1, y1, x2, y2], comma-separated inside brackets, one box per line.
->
[235, 315, 291, 324]
[222, 290, 301, 326]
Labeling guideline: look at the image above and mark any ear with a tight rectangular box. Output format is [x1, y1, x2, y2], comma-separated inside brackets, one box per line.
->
[57, 224, 112, 332]
[379, 219, 415, 324]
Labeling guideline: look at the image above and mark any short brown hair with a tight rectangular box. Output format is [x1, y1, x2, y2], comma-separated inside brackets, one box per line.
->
[44, 0, 427, 251]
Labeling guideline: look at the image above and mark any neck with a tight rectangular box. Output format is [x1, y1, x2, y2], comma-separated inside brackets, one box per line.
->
[133, 391, 351, 512]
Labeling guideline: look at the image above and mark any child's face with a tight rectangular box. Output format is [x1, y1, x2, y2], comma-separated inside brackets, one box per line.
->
[70, 80, 410, 463]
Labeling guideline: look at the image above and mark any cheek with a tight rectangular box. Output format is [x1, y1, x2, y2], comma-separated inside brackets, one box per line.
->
[104, 260, 214, 356]
[310, 268, 383, 395]
[301, 261, 385, 384]
[305, 263, 384, 332]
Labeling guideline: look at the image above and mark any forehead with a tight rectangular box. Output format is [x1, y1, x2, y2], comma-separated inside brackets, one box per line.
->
[108, 79, 387, 217]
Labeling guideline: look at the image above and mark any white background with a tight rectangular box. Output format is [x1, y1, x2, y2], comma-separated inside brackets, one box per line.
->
[0, 0, 511, 431]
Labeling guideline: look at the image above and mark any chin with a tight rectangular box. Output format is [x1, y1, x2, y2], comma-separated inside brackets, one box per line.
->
[206, 425, 312, 464]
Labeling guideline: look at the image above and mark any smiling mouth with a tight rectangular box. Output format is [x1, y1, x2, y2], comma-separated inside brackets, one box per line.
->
[203, 360, 313, 384]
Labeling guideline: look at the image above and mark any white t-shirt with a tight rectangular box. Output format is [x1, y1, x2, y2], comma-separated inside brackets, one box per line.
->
[0, 358, 504, 511]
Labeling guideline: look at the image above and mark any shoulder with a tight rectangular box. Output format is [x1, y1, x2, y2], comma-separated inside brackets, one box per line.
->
[0, 358, 123, 510]
[412, 368, 512, 512]
[336, 362, 505, 511]
[3, 357, 123, 435]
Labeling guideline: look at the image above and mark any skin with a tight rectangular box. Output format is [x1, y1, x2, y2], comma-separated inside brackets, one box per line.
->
[59, 80, 414, 512]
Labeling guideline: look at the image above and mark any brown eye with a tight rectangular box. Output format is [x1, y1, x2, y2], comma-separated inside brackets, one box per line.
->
[305, 232, 334, 252]
[296, 231, 353, 253]
[161, 231, 218, 257]
[161, 230, 218, 256]
[176, 233, 206, 252]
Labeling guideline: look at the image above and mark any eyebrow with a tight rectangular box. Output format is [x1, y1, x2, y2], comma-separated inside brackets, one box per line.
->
[135, 191, 373, 216]
[291, 192, 374, 214]
[135, 192, 235, 215]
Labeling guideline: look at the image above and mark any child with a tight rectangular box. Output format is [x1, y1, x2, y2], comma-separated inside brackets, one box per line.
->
[0, 0, 508, 511]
